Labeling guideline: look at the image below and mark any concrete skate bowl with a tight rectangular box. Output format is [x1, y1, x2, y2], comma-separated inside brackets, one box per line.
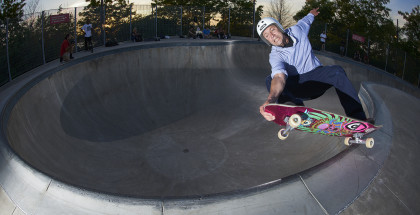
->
[4, 41, 357, 197]
[2, 40, 414, 214]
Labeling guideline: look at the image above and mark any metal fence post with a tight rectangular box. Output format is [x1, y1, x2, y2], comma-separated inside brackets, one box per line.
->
[155, 5, 157, 39]
[180, 6, 183, 36]
[129, 4, 132, 41]
[41, 11, 46, 65]
[101, 0, 104, 45]
[402, 52, 406, 80]
[324, 23, 327, 49]
[345, 29, 349, 57]
[202, 6, 205, 31]
[103, 4, 106, 46]
[6, 18, 11, 82]
[252, 0, 256, 38]
[74, 7, 77, 52]
[385, 44, 389, 72]
[418, 74, 420, 88]
[228, 7, 230, 36]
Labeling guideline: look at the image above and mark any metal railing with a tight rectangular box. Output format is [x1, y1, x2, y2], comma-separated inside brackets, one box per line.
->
[308, 20, 420, 87]
[1, 4, 419, 88]
[1, 4, 259, 86]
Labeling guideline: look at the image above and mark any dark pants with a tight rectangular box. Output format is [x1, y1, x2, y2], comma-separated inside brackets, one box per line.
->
[84, 36, 92, 51]
[265, 65, 366, 120]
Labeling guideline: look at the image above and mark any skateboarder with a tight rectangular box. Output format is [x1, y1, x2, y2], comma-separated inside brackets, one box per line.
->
[256, 8, 370, 123]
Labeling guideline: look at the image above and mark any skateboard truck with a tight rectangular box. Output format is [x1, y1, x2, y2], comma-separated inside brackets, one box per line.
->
[278, 114, 302, 140]
[344, 133, 374, 148]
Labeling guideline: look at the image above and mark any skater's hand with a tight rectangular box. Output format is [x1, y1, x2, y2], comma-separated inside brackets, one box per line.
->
[261, 73, 285, 121]
[310, 8, 320, 16]
[260, 101, 275, 121]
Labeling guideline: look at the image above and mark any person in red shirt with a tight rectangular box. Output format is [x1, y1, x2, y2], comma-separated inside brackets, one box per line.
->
[60, 34, 73, 63]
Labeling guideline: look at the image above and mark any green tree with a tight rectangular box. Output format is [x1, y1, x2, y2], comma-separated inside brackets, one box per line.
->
[78, 0, 133, 43]
[1, 0, 30, 81]
[293, 0, 335, 24]
[335, 0, 391, 42]
[0, 0, 26, 20]
[293, 0, 335, 51]
[398, 5, 420, 56]
[294, 0, 392, 41]
[105, 0, 132, 41]
[217, 0, 263, 37]
[152, 0, 218, 36]
[1, 0, 26, 47]
[294, 0, 393, 53]
[151, 0, 263, 37]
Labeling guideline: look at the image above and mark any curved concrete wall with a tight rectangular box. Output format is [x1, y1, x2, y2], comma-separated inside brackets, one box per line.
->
[0, 40, 417, 214]
[6, 42, 351, 198]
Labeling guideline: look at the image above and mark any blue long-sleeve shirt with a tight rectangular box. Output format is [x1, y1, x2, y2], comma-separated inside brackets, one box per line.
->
[269, 13, 322, 78]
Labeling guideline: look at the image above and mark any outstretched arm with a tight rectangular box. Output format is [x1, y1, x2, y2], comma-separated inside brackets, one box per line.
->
[259, 73, 287, 121]
[296, 8, 320, 35]
[310, 8, 320, 16]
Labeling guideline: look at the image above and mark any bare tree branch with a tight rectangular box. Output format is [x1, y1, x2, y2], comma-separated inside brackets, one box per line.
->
[24, 0, 40, 16]
[266, 0, 295, 29]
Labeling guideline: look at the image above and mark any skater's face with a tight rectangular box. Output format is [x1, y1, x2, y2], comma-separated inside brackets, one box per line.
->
[263, 25, 289, 47]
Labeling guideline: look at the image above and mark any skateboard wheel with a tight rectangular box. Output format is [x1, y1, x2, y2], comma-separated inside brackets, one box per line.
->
[344, 137, 351, 146]
[288, 114, 302, 128]
[365, 138, 374, 148]
[278, 128, 289, 140]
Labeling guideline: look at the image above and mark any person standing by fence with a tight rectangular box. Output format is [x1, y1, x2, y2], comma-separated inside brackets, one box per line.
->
[81, 19, 93, 53]
[340, 39, 345, 57]
[320, 31, 327, 51]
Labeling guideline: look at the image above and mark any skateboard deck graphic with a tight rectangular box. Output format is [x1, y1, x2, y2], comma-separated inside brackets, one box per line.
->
[264, 104, 381, 148]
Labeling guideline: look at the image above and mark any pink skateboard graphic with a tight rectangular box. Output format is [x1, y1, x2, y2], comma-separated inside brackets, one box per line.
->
[264, 104, 381, 148]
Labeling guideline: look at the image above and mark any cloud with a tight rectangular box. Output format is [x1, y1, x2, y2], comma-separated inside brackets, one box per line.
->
[70, 0, 89, 8]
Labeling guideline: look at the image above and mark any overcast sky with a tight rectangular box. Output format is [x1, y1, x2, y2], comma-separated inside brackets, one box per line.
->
[33, 0, 419, 25]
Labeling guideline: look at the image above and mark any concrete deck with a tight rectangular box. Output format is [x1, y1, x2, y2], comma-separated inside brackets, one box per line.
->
[0, 38, 419, 214]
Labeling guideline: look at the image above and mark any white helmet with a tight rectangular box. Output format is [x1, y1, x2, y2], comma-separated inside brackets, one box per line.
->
[256, 17, 285, 46]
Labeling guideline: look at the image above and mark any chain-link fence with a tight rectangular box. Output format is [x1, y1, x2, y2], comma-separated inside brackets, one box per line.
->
[0, 19, 9, 86]
[7, 16, 44, 79]
[0, 4, 259, 87]
[1, 4, 419, 89]
[309, 20, 420, 87]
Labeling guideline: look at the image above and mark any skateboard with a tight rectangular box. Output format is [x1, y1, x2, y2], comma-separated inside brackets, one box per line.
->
[264, 104, 381, 148]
